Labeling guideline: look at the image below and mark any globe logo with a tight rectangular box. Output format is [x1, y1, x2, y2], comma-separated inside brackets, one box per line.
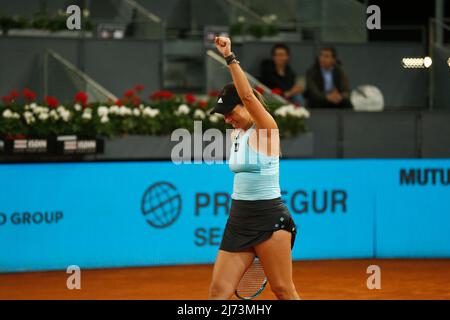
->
[141, 181, 182, 228]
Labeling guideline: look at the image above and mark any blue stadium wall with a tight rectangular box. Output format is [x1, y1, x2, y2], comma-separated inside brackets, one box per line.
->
[1, 159, 450, 272]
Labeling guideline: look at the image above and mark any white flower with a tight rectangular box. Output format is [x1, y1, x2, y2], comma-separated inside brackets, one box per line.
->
[58, 108, 70, 120]
[100, 116, 109, 123]
[133, 108, 141, 117]
[97, 106, 109, 117]
[57, 106, 71, 122]
[29, 103, 37, 110]
[74, 104, 82, 111]
[286, 105, 297, 115]
[31, 105, 49, 115]
[194, 109, 206, 119]
[25, 105, 30, 110]
[109, 105, 120, 115]
[38, 112, 49, 121]
[2, 109, 20, 119]
[24, 111, 36, 124]
[274, 105, 288, 117]
[293, 107, 310, 119]
[61, 111, 71, 122]
[40, 107, 49, 114]
[82, 112, 92, 120]
[209, 114, 220, 123]
[23, 111, 36, 124]
[49, 109, 60, 120]
[83, 9, 90, 17]
[237, 16, 246, 23]
[303, 108, 311, 118]
[288, 105, 310, 119]
[24, 111, 33, 118]
[119, 106, 132, 116]
[2, 109, 13, 118]
[143, 107, 159, 118]
[175, 104, 190, 116]
[275, 104, 310, 119]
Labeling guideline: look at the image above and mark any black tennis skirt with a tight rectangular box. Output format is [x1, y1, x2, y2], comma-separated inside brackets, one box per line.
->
[219, 197, 297, 252]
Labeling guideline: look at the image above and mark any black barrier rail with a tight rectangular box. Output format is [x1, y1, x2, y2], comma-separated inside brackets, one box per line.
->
[0, 136, 104, 163]
[1, 109, 450, 163]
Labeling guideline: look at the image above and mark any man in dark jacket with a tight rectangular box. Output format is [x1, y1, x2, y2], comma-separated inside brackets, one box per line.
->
[305, 47, 352, 109]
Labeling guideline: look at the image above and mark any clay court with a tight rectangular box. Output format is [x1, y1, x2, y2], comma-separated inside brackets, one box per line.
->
[1, 259, 449, 300]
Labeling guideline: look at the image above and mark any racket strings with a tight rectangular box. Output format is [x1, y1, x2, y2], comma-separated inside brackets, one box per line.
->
[236, 258, 267, 299]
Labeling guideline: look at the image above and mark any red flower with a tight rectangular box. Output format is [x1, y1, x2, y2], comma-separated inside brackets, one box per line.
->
[132, 96, 141, 106]
[74, 91, 88, 106]
[124, 89, 135, 98]
[10, 90, 20, 99]
[162, 91, 174, 99]
[45, 96, 59, 108]
[5, 134, 26, 140]
[255, 86, 265, 94]
[185, 93, 196, 104]
[23, 88, 37, 101]
[208, 90, 220, 97]
[114, 99, 122, 105]
[2, 95, 13, 104]
[134, 84, 145, 92]
[271, 88, 283, 95]
[150, 90, 174, 101]
[198, 100, 208, 108]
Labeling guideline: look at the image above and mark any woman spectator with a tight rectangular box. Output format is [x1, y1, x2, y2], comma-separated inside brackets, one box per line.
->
[259, 43, 305, 106]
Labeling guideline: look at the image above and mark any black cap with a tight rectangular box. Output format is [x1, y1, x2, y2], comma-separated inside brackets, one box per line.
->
[209, 83, 242, 115]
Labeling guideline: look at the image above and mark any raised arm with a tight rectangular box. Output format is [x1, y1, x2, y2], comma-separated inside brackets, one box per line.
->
[214, 36, 278, 131]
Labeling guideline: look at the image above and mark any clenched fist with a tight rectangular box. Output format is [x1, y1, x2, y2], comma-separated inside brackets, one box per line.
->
[214, 36, 232, 58]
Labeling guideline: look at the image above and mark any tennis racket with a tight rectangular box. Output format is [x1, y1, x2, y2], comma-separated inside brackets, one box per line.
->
[235, 257, 267, 300]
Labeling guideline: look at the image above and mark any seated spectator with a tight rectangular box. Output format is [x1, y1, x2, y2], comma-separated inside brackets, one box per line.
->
[259, 43, 305, 106]
[305, 47, 352, 109]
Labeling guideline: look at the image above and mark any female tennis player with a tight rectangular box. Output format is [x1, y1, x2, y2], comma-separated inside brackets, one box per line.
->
[207, 36, 300, 300]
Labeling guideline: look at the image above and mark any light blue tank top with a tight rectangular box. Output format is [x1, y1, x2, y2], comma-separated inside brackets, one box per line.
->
[228, 123, 281, 200]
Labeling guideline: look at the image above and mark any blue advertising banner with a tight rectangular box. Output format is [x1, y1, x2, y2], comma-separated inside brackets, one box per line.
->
[0, 159, 449, 272]
[371, 162, 450, 258]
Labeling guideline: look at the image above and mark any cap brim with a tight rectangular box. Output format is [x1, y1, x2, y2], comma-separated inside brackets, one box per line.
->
[209, 103, 235, 115]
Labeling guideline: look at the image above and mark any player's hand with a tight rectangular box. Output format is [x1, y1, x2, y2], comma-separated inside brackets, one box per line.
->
[214, 36, 232, 58]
